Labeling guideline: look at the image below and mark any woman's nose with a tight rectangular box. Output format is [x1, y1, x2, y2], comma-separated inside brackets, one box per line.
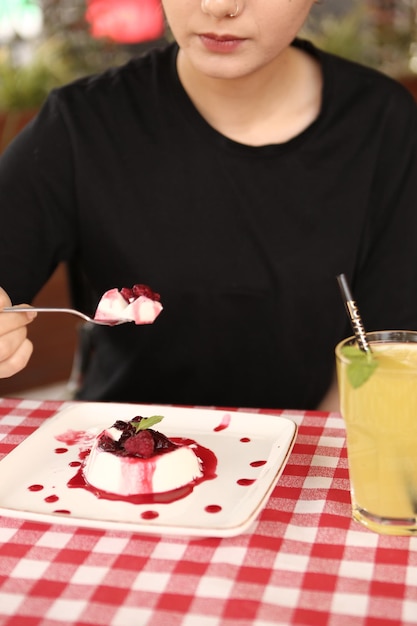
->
[201, 0, 241, 19]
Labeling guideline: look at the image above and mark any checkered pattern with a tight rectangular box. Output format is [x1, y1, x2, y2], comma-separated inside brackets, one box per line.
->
[1, 398, 417, 626]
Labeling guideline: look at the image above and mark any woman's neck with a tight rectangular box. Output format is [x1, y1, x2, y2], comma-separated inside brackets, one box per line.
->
[177, 45, 323, 146]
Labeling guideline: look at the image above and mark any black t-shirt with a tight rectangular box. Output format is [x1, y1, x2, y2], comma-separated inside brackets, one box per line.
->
[1, 40, 417, 409]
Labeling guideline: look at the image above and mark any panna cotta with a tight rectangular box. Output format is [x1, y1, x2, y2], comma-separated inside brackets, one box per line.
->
[94, 284, 162, 324]
[83, 416, 203, 496]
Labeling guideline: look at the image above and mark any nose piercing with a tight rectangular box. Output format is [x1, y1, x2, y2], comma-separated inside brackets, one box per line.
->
[228, 1, 240, 17]
[201, 0, 240, 18]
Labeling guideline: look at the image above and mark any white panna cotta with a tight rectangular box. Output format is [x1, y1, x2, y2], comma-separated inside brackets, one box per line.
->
[83, 424, 203, 496]
[94, 285, 163, 324]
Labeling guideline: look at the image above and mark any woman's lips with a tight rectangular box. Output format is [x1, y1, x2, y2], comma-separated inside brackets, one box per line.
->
[200, 33, 244, 53]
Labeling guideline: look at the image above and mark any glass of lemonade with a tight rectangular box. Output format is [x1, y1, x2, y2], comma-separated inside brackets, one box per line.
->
[336, 330, 417, 535]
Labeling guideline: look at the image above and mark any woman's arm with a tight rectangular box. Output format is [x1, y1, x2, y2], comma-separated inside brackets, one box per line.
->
[316, 370, 340, 412]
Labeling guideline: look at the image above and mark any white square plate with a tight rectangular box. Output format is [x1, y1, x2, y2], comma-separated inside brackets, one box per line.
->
[0, 402, 297, 537]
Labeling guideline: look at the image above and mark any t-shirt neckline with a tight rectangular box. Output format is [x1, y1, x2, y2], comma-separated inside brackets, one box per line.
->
[169, 38, 330, 156]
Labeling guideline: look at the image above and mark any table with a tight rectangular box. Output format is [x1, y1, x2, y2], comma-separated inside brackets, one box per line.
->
[0, 397, 416, 626]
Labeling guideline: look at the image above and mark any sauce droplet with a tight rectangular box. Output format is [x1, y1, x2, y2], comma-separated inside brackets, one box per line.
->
[45, 495, 59, 503]
[214, 413, 231, 432]
[250, 460, 266, 467]
[237, 478, 256, 486]
[55, 429, 89, 446]
[28, 484, 44, 492]
[141, 510, 159, 520]
[205, 504, 222, 513]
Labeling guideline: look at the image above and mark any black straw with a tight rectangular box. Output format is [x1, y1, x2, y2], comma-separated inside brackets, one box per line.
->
[337, 273, 371, 353]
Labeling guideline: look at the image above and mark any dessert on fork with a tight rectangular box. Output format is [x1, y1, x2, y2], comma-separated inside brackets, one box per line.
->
[93, 284, 163, 325]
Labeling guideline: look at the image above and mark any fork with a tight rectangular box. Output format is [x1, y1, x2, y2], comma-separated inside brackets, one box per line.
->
[2, 306, 131, 326]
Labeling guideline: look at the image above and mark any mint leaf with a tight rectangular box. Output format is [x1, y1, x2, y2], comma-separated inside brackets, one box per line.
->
[341, 346, 379, 389]
[131, 415, 164, 432]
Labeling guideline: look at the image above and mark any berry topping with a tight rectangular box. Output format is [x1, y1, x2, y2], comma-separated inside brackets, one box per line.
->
[152, 430, 177, 451]
[132, 283, 161, 301]
[120, 287, 133, 302]
[124, 430, 155, 457]
[98, 434, 118, 452]
[97, 415, 177, 457]
[120, 284, 160, 303]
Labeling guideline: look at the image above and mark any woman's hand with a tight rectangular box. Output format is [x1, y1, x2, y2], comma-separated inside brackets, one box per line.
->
[0, 287, 37, 378]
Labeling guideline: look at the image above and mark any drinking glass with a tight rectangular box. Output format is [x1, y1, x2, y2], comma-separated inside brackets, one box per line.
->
[336, 330, 417, 535]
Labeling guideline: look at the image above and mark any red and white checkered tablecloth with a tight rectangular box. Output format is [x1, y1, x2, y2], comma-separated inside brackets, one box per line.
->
[0, 397, 416, 626]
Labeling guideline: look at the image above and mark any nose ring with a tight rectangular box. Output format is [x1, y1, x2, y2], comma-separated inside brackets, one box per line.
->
[228, 1, 240, 17]
[201, 0, 240, 18]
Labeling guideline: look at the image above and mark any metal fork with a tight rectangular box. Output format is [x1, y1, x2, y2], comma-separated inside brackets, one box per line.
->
[2, 306, 131, 326]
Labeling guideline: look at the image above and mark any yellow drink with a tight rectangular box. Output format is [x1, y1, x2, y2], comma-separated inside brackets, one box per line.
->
[336, 331, 417, 535]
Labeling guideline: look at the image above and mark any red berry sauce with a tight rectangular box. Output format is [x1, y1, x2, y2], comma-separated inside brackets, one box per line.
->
[213, 413, 231, 432]
[205, 504, 222, 514]
[44, 495, 59, 503]
[250, 460, 266, 467]
[141, 510, 159, 520]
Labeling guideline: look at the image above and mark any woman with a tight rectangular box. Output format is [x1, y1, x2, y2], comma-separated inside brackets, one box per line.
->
[0, 0, 416, 410]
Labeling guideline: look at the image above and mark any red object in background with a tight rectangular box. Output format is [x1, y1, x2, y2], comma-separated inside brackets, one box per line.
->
[86, 0, 165, 44]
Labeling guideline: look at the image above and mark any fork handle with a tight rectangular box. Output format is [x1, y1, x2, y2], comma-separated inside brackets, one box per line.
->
[2, 306, 89, 321]
[3, 307, 71, 313]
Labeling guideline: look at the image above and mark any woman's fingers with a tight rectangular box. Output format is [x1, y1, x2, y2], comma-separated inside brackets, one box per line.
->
[0, 334, 34, 378]
[0, 287, 37, 377]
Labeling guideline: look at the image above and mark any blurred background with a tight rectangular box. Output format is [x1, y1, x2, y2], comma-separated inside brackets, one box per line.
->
[1, 0, 417, 399]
